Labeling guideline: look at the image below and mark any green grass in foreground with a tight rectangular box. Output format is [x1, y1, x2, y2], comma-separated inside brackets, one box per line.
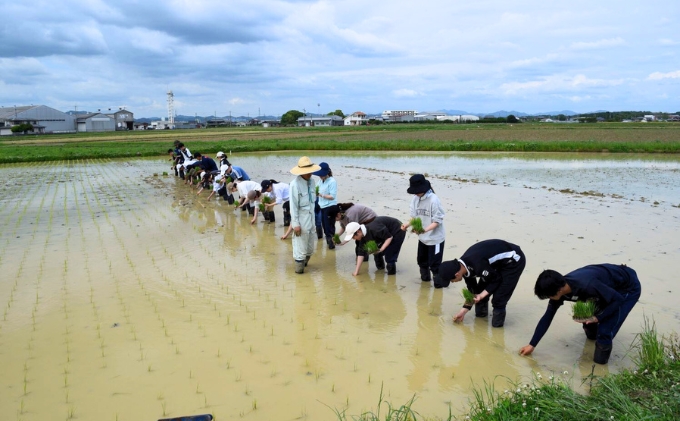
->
[330, 318, 680, 420]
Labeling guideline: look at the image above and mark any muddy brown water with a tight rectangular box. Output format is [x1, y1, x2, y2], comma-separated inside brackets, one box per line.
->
[0, 152, 678, 420]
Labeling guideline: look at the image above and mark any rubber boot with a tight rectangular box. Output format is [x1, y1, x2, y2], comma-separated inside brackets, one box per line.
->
[583, 323, 598, 340]
[304, 255, 311, 267]
[316, 226, 323, 239]
[593, 342, 612, 364]
[492, 308, 506, 327]
[294, 260, 305, 274]
[374, 253, 385, 270]
[419, 267, 431, 282]
[475, 301, 488, 318]
[325, 236, 336, 250]
[283, 211, 291, 227]
[268, 211, 275, 223]
[386, 263, 396, 275]
[263, 211, 270, 222]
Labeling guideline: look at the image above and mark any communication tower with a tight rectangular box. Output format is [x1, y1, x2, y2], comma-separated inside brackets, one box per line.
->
[167, 90, 175, 127]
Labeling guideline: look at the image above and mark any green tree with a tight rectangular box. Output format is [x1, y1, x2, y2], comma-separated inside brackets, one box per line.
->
[327, 109, 345, 118]
[281, 110, 304, 126]
[506, 114, 519, 123]
[11, 123, 34, 134]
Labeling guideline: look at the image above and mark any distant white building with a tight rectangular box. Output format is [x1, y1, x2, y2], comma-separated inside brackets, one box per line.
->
[297, 116, 344, 127]
[436, 115, 480, 122]
[0, 105, 76, 135]
[381, 110, 417, 122]
[344, 111, 368, 126]
[643, 115, 656, 122]
[414, 112, 448, 121]
[76, 113, 115, 132]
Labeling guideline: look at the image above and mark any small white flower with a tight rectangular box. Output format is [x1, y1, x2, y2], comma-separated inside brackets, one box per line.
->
[535, 407, 540, 412]
[517, 388, 521, 393]
[610, 416, 614, 420]
[549, 376, 554, 380]
[522, 402, 526, 407]
[563, 371, 569, 375]
[633, 370, 638, 375]
[644, 369, 649, 374]
[536, 390, 541, 395]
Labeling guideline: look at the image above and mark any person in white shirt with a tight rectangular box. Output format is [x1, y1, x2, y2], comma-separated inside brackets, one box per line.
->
[260, 179, 291, 226]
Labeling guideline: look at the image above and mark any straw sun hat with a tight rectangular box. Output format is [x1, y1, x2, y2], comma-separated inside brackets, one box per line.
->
[290, 156, 321, 175]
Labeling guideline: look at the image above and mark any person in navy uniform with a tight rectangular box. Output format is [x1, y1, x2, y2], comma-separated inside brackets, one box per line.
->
[433, 239, 526, 327]
[519, 264, 641, 364]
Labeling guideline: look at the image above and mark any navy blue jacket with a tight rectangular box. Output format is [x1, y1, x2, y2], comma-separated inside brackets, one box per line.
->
[529, 264, 640, 347]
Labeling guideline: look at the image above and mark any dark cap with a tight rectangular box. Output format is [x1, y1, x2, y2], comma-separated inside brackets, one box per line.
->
[407, 174, 432, 195]
[261, 179, 272, 191]
[433, 260, 461, 289]
[313, 162, 331, 177]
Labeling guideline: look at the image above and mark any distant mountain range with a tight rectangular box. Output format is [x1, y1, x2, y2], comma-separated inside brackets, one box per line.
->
[437, 109, 579, 118]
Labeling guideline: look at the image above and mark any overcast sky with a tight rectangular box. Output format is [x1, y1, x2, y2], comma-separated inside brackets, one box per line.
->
[1, 0, 678, 118]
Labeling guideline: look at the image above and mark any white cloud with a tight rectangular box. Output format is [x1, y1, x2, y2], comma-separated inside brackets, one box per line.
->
[570, 37, 625, 50]
[648, 70, 680, 80]
[392, 89, 422, 98]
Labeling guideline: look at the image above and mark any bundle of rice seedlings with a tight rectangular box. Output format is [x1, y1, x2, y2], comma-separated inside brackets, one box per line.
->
[363, 240, 379, 255]
[410, 217, 424, 234]
[262, 195, 272, 204]
[162, 172, 168, 176]
[572, 300, 597, 322]
[315, 186, 320, 195]
[258, 204, 265, 212]
[461, 288, 475, 306]
[333, 234, 341, 244]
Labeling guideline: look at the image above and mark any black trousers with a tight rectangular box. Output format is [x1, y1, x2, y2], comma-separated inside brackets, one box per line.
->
[417, 240, 445, 275]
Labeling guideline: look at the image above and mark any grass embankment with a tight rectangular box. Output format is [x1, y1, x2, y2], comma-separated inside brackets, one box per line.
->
[1, 123, 680, 163]
[332, 319, 680, 420]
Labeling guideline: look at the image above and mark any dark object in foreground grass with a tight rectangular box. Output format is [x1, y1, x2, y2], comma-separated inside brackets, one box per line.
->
[461, 288, 475, 306]
[333, 234, 341, 244]
[410, 217, 424, 234]
[363, 240, 379, 255]
[572, 300, 597, 322]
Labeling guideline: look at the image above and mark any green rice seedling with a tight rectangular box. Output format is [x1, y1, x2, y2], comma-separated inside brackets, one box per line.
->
[572, 300, 597, 321]
[410, 217, 424, 234]
[363, 240, 379, 255]
[461, 288, 475, 306]
[258, 204, 265, 212]
[333, 234, 341, 244]
[262, 195, 272, 205]
[315, 185, 320, 195]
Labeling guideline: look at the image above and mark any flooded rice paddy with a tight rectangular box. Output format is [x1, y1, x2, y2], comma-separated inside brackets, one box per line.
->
[0, 151, 679, 420]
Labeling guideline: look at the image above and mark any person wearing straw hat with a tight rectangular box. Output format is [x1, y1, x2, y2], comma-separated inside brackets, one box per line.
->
[289, 156, 321, 274]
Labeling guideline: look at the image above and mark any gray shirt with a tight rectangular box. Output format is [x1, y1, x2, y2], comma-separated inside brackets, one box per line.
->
[409, 190, 445, 245]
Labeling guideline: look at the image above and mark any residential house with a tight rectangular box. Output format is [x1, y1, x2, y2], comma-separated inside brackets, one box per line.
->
[344, 111, 368, 126]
